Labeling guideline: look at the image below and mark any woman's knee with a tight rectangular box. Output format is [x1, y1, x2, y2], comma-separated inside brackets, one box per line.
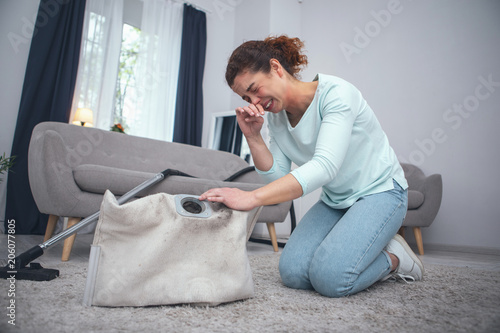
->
[279, 249, 312, 290]
[308, 256, 354, 298]
[279, 263, 302, 289]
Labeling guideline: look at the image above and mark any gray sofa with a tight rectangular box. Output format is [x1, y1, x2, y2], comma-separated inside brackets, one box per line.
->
[400, 163, 443, 255]
[28, 122, 291, 260]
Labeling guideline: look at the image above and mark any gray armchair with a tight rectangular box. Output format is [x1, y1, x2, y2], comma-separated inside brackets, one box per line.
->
[400, 163, 443, 255]
[28, 122, 291, 260]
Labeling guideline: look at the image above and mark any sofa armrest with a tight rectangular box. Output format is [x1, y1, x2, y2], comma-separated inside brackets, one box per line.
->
[417, 173, 443, 227]
[28, 128, 83, 216]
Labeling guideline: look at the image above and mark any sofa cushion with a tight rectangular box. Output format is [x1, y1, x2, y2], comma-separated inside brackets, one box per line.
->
[407, 190, 424, 209]
[74, 164, 264, 196]
[73, 164, 290, 223]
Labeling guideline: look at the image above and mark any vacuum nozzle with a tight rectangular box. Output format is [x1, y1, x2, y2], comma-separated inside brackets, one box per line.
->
[0, 245, 59, 281]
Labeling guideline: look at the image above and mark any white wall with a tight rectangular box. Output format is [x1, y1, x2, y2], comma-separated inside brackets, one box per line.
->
[195, 0, 239, 148]
[0, 0, 40, 229]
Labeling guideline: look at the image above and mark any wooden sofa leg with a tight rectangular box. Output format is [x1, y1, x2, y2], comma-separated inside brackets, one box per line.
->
[413, 227, 424, 255]
[44, 214, 59, 242]
[62, 217, 81, 261]
[266, 223, 279, 252]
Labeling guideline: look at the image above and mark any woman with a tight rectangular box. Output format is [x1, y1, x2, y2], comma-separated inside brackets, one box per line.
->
[199, 35, 423, 297]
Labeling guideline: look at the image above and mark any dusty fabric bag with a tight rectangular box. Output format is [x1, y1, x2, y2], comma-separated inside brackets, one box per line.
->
[83, 190, 262, 307]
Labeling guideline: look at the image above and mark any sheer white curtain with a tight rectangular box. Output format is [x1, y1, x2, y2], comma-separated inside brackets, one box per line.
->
[70, 0, 124, 130]
[131, 0, 183, 141]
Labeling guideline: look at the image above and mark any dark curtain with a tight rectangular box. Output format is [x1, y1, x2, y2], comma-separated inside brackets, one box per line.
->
[173, 4, 207, 147]
[5, 0, 86, 234]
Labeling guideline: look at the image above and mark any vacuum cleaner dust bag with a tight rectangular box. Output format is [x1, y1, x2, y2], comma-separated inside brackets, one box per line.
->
[83, 190, 262, 307]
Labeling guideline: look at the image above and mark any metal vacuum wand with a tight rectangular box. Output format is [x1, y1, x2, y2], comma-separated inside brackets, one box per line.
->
[0, 169, 183, 281]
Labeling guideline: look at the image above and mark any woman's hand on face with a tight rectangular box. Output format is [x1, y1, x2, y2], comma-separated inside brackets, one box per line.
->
[199, 187, 258, 211]
[235, 104, 265, 139]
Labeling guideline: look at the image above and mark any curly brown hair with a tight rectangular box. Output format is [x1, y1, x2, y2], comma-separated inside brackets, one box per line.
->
[225, 35, 308, 87]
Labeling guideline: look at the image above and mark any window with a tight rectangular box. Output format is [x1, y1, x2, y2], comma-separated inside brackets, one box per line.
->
[72, 0, 183, 141]
[75, 12, 108, 111]
[113, 23, 141, 133]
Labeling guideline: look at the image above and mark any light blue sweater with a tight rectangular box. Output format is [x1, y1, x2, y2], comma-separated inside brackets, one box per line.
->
[256, 74, 408, 209]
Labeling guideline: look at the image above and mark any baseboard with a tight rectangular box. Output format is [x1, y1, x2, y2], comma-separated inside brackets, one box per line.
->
[249, 235, 289, 243]
[407, 241, 500, 256]
[248, 235, 289, 250]
[251, 232, 500, 256]
[252, 227, 500, 256]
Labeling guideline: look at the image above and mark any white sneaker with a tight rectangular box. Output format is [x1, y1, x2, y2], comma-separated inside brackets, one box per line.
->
[382, 234, 424, 283]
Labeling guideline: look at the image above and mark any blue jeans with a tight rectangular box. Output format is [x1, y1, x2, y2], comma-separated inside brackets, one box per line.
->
[279, 180, 408, 297]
